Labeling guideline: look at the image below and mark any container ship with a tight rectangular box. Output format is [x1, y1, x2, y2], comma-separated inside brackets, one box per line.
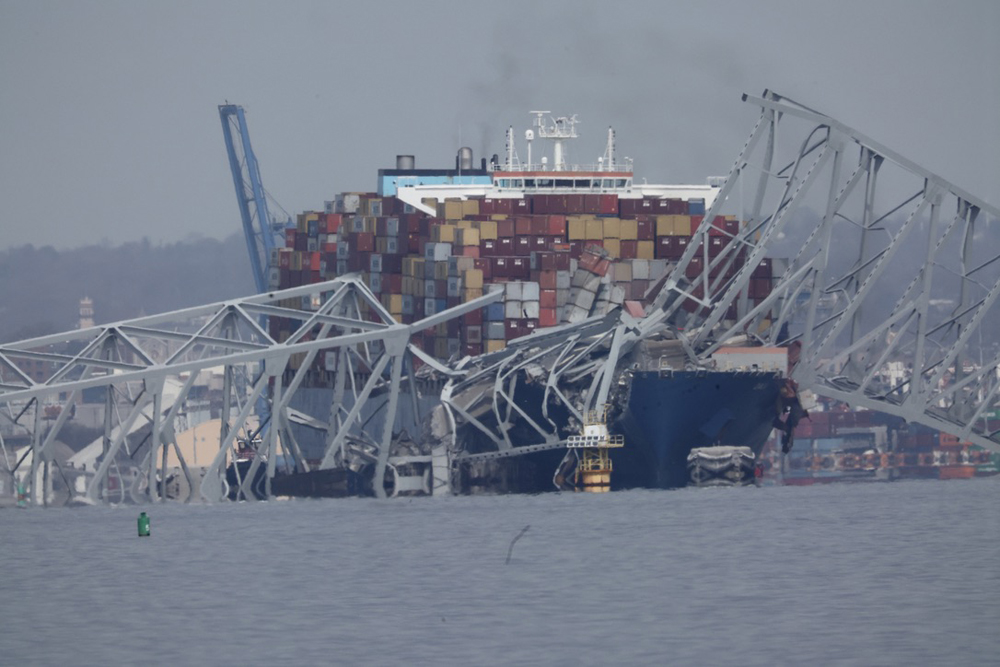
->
[267, 113, 786, 491]
[759, 401, 1000, 485]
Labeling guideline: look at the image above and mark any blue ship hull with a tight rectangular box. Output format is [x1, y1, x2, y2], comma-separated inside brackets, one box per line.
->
[615, 370, 784, 488]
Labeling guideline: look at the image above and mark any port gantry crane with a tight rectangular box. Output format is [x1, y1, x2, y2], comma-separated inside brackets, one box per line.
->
[219, 103, 290, 293]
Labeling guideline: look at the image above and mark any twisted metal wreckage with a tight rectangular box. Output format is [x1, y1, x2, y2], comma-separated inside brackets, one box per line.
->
[3, 91, 999, 505]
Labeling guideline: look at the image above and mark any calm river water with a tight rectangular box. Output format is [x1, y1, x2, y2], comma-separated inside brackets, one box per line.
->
[1, 477, 998, 665]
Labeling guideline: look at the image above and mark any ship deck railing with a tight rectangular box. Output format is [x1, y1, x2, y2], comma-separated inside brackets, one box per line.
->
[566, 434, 625, 448]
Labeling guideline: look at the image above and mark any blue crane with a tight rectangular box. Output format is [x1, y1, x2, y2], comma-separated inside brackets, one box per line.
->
[219, 104, 289, 293]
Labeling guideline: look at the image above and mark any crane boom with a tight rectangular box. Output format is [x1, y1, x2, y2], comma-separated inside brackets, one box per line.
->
[219, 104, 283, 293]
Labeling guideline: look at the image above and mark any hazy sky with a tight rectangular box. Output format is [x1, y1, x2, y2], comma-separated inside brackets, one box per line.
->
[1, 0, 997, 250]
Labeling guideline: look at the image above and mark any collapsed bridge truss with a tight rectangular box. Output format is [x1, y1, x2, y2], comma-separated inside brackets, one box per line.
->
[4, 91, 998, 505]
[441, 91, 1000, 463]
[0, 277, 499, 505]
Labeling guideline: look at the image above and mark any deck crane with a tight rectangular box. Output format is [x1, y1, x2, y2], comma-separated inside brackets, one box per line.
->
[219, 104, 290, 293]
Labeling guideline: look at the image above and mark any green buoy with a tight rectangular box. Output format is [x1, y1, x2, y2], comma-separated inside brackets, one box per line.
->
[137, 511, 150, 537]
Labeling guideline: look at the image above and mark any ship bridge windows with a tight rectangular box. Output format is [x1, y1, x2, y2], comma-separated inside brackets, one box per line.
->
[574, 179, 590, 189]
[555, 178, 574, 188]
[536, 178, 553, 188]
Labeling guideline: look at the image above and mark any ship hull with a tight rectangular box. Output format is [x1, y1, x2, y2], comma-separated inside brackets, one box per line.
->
[616, 370, 783, 488]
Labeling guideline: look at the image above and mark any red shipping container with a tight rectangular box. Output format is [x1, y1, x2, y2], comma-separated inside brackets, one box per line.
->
[583, 194, 602, 214]
[513, 236, 530, 255]
[498, 237, 515, 255]
[636, 217, 655, 241]
[569, 241, 586, 259]
[511, 257, 530, 279]
[725, 218, 740, 235]
[619, 240, 638, 259]
[540, 289, 557, 308]
[505, 319, 520, 340]
[532, 236, 548, 252]
[539, 270, 558, 290]
[458, 246, 480, 258]
[530, 217, 547, 236]
[515, 217, 533, 236]
[481, 239, 497, 257]
[512, 198, 531, 213]
[686, 256, 704, 279]
[475, 257, 492, 280]
[464, 310, 483, 327]
[689, 215, 704, 235]
[566, 194, 585, 214]
[539, 252, 557, 271]
[385, 273, 402, 293]
[497, 219, 515, 237]
[324, 213, 343, 233]
[599, 194, 618, 215]
[656, 237, 674, 260]
[494, 257, 509, 279]
[547, 215, 567, 236]
[555, 251, 571, 270]
[539, 308, 558, 327]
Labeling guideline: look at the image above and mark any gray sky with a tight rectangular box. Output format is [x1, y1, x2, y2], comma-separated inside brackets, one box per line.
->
[1, 0, 997, 250]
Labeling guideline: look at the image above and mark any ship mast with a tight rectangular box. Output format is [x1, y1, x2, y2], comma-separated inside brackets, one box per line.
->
[533, 111, 578, 171]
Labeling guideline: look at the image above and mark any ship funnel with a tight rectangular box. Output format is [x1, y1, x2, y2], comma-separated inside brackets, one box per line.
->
[396, 155, 415, 170]
[457, 147, 474, 171]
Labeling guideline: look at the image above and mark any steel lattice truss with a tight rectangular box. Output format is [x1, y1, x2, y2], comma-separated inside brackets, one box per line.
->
[651, 91, 1000, 452]
[0, 277, 499, 505]
[438, 90, 1000, 468]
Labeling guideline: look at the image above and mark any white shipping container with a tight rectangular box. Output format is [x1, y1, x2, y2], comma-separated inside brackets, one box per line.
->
[566, 305, 590, 323]
[504, 300, 523, 319]
[521, 281, 540, 301]
[576, 289, 596, 311]
[610, 285, 626, 304]
[649, 260, 669, 281]
[632, 259, 650, 281]
[402, 295, 414, 315]
[425, 280, 437, 298]
[556, 271, 571, 290]
[506, 281, 523, 301]
[447, 277, 462, 297]
[424, 298, 438, 316]
[523, 301, 540, 319]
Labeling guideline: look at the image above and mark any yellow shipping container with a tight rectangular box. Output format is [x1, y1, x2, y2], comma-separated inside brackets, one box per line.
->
[463, 268, 484, 289]
[463, 287, 484, 300]
[432, 224, 456, 244]
[567, 218, 587, 240]
[585, 219, 604, 240]
[462, 199, 480, 217]
[602, 218, 620, 239]
[479, 220, 498, 240]
[442, 200, 464, 220]
[604, 239, 621, 259]
[453, 257, 476, 273]
[385, 294, 403, 314]
[637, 240, 655, 260]
[490, 214, 508, 221]
[457, 228, 480, 246]
[619, 218, 638, 240]
[486, 339, 506, 353]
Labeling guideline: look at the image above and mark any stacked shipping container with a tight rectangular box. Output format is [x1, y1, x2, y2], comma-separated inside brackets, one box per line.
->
[269, 192, 774, 363]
